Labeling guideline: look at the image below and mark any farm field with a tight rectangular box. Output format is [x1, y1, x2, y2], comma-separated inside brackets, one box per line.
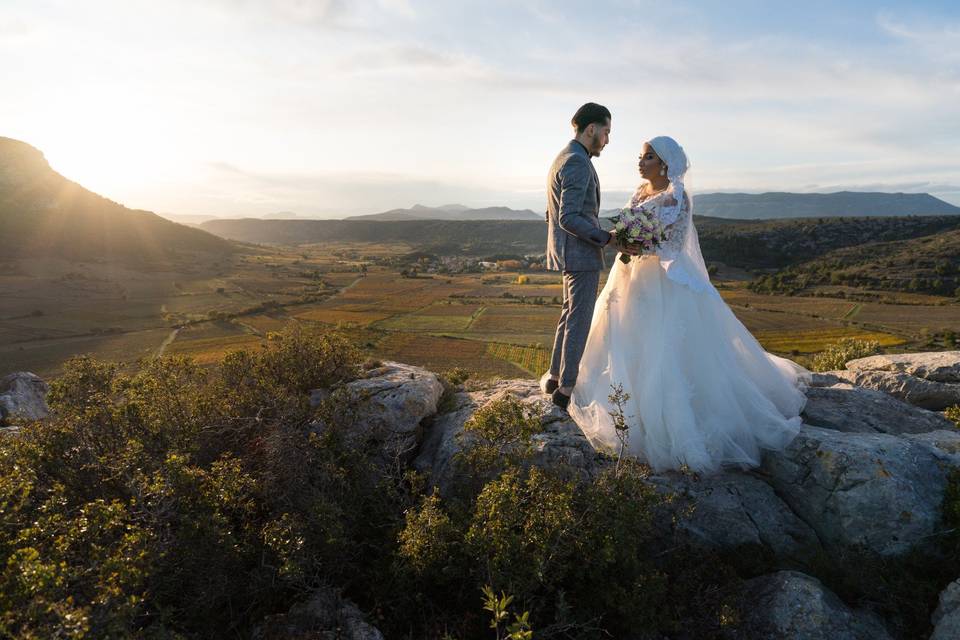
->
[2, 242, 958, 380]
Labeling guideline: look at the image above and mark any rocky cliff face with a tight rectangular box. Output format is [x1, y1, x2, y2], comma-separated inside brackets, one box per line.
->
[7, 351, 960, 639]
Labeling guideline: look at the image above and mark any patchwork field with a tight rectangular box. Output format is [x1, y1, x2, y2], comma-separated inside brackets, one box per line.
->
[2, 242, 957, 380]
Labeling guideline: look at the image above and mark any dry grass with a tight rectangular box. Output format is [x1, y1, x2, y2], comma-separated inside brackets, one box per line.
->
[165, 334, 266, 364]
[754, 328, 906, 354]
[375, 333, 528, 378]
[486, 342, 551, 376]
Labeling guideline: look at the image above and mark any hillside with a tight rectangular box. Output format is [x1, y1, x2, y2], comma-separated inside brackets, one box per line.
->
[345, 203, 541, 221]
[0, 137, 235, 262]
[202, 214, 960, 270]
[201, 218, 550, 255]
[750, 227, 960, 296]
[693, 191, 960, 219]
[694, 215, 960, 269]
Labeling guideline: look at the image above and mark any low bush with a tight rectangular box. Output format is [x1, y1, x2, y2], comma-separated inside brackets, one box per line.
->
[811, 337, 880, 372]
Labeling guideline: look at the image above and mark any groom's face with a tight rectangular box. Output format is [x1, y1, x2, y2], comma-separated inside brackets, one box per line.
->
[587, 118, 611, 156]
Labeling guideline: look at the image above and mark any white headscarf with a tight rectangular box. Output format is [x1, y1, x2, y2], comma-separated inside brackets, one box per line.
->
[647, 135, 689, 226]
[645, 136, 715, 293]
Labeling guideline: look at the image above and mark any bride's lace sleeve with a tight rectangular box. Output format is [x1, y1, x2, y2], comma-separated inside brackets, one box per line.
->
[655, 193, 690, 260]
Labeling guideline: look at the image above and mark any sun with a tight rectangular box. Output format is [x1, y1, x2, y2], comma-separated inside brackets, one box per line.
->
[28, 102, 185, 206]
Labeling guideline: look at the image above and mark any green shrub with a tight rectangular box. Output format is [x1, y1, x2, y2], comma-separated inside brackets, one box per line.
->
[0, 325, 381, 638]
[811, 337, 880, 372]
[946, 405, 960, 428]
[392, 395, 741, 638]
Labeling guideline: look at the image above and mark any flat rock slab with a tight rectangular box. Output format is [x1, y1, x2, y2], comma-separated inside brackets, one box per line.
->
[802, 383, 954, 434]
[832, 369, 960, 411]
[731, 571, 892, 640]
[846, 351, 960, 383]
[761, 425, 956, 556]
[649, 470, 822, 565]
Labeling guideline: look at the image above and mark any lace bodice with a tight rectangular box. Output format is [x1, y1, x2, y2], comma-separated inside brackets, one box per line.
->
[630, 189, 690, 260]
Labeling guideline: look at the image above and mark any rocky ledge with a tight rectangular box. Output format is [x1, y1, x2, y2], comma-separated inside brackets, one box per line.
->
[6, 351, 960, 639]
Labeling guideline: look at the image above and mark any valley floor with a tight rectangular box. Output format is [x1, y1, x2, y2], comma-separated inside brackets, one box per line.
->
[1, 242, 956, 379]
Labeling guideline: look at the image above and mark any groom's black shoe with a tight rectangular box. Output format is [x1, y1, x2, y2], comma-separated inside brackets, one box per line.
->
[551, 389, 571, 410]
[545, 378, 559, 394]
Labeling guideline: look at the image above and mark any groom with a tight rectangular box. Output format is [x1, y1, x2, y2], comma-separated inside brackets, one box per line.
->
[544, 102, 621, 410]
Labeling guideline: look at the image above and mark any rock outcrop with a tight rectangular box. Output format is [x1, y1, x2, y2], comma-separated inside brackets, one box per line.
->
[760, 425, 953, 556]
[408, 371, 958, 561]
[931, 579, 960, 640]
[802, 380, 954, 434]
[413, 379, 604, 497]
[0, 372, 49, 427]
[648, 471, 823, 565]
[731, 571, 892, 639]
[8, 349, 960, 637]
[334, 361, 444, 464]
[253, 587, 385, 640]
[835, 351, 960, 411]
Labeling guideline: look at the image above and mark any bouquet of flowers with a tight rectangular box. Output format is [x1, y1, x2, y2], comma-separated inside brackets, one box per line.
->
[608, 202, 666, 263]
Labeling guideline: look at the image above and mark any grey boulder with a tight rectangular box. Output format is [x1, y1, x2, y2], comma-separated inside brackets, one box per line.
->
[731, 570, 891, 640]
[254, 587, 384, 640]
[841, 352, 960, 411]
[761, 425, 957, 556]
[0, 372, 49, 427]
[323, 362, 443, 464]
[649, 471, 822, 565]
[931, 579, 960, 640]
[413, 379, 603, 497]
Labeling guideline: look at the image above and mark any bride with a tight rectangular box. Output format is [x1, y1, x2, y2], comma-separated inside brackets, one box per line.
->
[560, 136, 808, 474]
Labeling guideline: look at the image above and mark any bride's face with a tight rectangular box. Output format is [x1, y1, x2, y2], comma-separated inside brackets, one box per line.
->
[638, 144, 664, 180]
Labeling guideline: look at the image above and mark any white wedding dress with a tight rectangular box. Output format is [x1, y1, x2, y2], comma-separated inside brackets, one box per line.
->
[565, 188, 808, 473]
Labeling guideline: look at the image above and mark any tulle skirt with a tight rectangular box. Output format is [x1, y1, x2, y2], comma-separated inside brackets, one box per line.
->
[564, 254, 807, 474]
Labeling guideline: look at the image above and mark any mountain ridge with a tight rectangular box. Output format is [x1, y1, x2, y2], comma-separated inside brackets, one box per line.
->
[691, 191, 960, 219]
[344, 204, 541, 221]
[0, 137, 235, 262]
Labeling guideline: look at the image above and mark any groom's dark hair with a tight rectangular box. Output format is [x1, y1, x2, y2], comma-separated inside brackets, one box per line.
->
[572, 102, 611, 133]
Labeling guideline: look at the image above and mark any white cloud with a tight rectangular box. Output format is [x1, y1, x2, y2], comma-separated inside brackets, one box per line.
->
[877, 10, 960, 60]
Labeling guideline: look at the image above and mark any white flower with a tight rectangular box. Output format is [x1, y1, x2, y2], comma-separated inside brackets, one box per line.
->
[615, 222, 626, 231]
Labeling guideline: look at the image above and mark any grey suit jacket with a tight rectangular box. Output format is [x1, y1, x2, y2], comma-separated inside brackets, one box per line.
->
[545, 140, 610, 272]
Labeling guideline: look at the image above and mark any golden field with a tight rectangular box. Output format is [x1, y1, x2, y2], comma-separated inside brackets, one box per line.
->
[1, 242, 956, 379]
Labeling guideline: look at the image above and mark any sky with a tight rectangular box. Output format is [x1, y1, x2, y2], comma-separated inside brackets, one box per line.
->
[1, 0, 959, 217]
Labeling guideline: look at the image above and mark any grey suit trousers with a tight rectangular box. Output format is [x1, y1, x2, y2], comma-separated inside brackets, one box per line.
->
[549, 270, 601, 387]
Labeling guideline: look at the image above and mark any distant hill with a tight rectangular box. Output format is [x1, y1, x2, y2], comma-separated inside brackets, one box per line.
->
[0, 137, 234, 262]
[201, 218, 548, 255]
[201, 214, 960, 273]
[749, 226, 960, 296]
[345, 204, 541, 221]
[693, 215, 960, 269]
[692, 191, 960, 219]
